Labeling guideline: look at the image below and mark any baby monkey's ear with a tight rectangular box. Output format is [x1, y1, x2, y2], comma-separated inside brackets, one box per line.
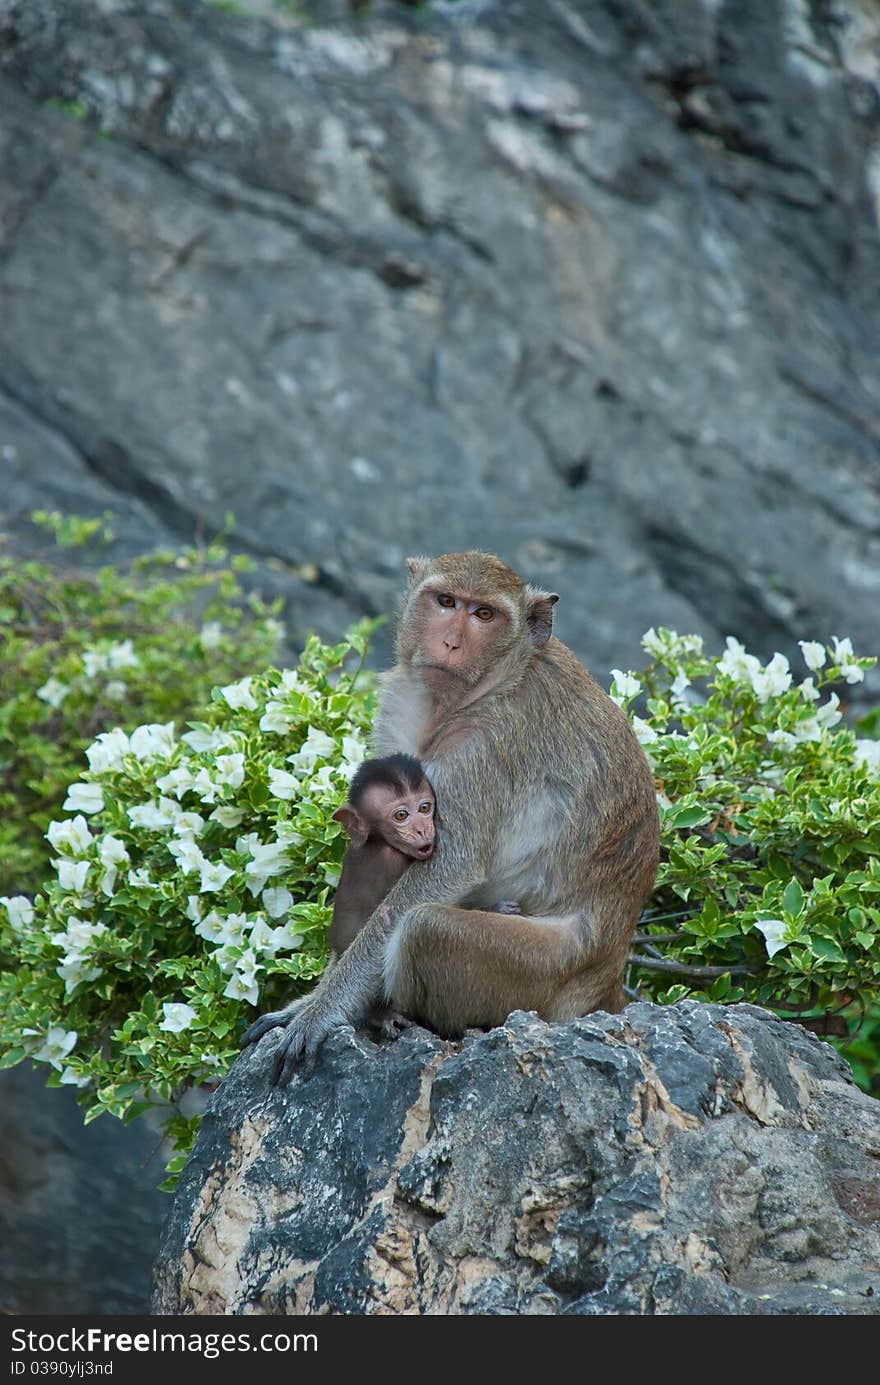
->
[405, 555, 431, 580]
[332, 805, 368, 848]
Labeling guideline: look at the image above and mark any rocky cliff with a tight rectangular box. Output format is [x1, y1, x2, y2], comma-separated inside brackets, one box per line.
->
[1, 0, 879, 683]
[153, 1003, 880, 1315]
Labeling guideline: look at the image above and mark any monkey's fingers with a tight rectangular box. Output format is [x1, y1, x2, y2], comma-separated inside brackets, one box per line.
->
[378, 1011, 415, 1041]
[240, 1009, 292, 1049]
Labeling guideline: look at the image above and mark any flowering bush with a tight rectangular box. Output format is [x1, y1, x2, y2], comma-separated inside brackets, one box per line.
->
[0, 516, 284, 895]
[612, 630, 879, 1089]
[0, 624, 376, 1184]
[1, 614, 877, 1189]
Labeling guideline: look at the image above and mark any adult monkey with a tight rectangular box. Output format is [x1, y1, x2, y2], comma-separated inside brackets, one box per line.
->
[242, 551, 660, 1085]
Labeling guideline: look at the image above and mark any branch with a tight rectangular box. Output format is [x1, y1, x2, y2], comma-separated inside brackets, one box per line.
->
[628, 953, 757, 979]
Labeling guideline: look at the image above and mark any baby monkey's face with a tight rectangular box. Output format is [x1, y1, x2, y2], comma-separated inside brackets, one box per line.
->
[363, 779, 435, 859]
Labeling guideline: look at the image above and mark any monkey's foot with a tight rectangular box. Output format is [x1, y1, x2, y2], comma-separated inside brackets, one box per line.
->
[365, 1006, 414, 1042]
[239, 1008, 293, 1049]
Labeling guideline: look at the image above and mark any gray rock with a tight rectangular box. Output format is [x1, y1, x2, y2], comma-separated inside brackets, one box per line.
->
[153, 1002, 880, 1315]
[0, 1062, 168, 1314]
[0, 0, 878, 696]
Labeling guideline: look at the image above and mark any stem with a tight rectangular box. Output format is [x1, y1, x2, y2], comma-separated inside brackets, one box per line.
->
[629, 953, 757, 979]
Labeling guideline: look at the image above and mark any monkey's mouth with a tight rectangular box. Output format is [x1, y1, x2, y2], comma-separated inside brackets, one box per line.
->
[416, 843, 434, 859]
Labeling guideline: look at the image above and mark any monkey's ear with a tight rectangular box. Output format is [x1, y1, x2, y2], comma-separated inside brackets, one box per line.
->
[405, 555, 430, 579]
[525, 588, 559, 647]
[332, 805, 368, 847]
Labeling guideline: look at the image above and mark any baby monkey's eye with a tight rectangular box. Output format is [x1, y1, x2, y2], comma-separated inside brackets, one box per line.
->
[474, 606, 494, 621]
[436, 593, 456, 608]
[418, 801, 433, 814]
[393, 808, 408, 821]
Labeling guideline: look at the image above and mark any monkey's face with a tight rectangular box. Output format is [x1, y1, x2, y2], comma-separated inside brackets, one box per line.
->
[362, 780, 436, 859]
[405, 586, 518, 686]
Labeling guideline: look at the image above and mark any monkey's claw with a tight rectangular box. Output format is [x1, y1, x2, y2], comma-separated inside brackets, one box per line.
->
[240, 1009, 292, 1049]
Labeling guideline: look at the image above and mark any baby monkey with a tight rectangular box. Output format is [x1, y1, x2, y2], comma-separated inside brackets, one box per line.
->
[328, 753, 519, 1040]
[329, 753, 434, 1040]
[329, 752, 436, 959]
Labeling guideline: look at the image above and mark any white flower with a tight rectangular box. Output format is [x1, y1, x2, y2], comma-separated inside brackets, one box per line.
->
[192, 768, 221, 804]
[156, 764, 197, 799]
[47, 816, 95, 855]
[341, 734, 367, 770]
[268, 767, 301, 800]
[798, 640, 826, 671]
[754, 919, 789, 959]
[180, 727, 234, 753]
[223, 971, 260, 1005]
[632, 716, 659, 746]
[262, 886, 293, 919]
[750, 653, 791, 703]
[286, 727, 337, 774]
[57, 958, 102, 995]
[717, 636, 760, 683]
[270, 921, 305, 951]
[168, 838, 206, 875]
[263, 618, 284, 645]
[1, 895, 34, 931]
[104, 680, 127, 701]
[86, 727, 131, 773]
[311, 764, 339, 794]
[59, 1066, 91, 1088]
[128, 799, 176, 829]
[244, 840, 291, 895]
[159, 1002, 198, 1033]
[185, 895, 202, 923]
[610, 670, 641, 705]
[259, 701, 292, 734]
[127, 869, 158, 889]
[279, 669, 306, 692]
[670, 670, 691, 705]
[100, 867, 118, 897]
[213, 944, 239, 975]
[793, 717, 822, 743]
[199, 622, 223, 650]
[215, 753, 245, 789]
[98, 834, 130, 868]
[194, 910, 229, 944]
[235, 947, 260, 984]
[82, 649, 109, 678]
[33, 1026, 77, 1070]
[248, 918, 279, 955]
[220, 677, 258, 711]
[641, 627, 664, 656]
[172, 810, 205, 838]
[55, 919, 106, 956]
[830, 635, 864, 684]
[210, 806, 245, 828]
[63, 782, 104, 815]
[36, 677, 69, 709]
[854, 740, 880, 775]
[130, 722, 176, 760]
[56, 859, 90, 893]
[767, 730, 797, 750]
[199, 859, 236, 893]
[106, 639, 139, 670]
[815, 693, 842, 729]
[798, 677, 820, 703]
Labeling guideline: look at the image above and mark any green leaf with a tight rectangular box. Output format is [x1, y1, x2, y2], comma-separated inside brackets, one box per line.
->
[782, 878, 805, 917]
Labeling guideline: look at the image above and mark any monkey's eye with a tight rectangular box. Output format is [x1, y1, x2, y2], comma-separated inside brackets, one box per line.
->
[474, 606, 495, 621]
[393, 808, 408, 822]
[418, 801, 433, 815]
[436, 593, 456, 608]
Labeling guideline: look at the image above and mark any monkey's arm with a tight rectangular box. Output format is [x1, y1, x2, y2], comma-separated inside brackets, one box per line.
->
[241, 760, 490, 1082]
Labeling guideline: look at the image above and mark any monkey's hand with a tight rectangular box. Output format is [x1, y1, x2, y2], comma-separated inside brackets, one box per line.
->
[266, 994, 352, 1087]
[239, 1008, 294, 1049]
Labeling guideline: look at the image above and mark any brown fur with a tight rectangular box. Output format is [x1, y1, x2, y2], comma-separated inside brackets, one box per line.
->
[241, 552, 660, 1082]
